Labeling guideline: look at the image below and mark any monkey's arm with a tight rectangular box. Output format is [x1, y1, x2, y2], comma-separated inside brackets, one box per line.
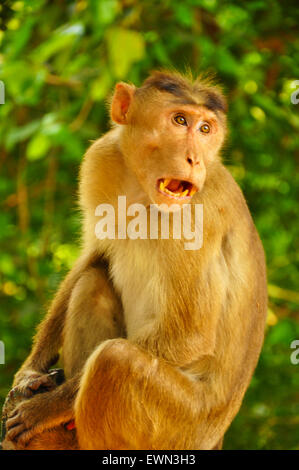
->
[12, 251, 98, 393]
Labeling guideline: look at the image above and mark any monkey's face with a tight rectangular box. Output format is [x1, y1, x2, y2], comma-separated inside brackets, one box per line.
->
[123, 98, 226, 209]
[111, 83, 226, 210]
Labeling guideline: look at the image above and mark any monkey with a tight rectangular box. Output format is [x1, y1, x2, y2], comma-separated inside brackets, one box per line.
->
[1, 70, 267, 450]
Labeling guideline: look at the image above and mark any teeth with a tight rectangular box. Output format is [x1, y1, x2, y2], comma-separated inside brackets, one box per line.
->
[164, 188, 188, 198]
[165, 188, 180, 197]
[159, 179, 197, 198]
[164, 188, 173, 195]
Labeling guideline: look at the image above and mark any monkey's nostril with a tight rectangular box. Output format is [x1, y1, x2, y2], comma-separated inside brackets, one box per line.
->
[187, 157, 193, 165]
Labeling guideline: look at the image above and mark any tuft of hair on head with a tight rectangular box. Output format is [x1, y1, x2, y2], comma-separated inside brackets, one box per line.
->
[137, 69, 227, 114]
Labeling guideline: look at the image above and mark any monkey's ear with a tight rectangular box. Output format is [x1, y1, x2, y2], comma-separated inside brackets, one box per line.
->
[111, 82, 135, 124]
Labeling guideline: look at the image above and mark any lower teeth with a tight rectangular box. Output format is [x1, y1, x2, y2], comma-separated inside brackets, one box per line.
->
[159, 180, 195, 198]
[164, 188, 189, 197]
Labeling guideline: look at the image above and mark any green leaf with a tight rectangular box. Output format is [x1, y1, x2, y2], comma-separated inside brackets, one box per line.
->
[106, 28, 145, 78]
[26, 133, 51, 161]
[6, 120, 41, 150]
[31, 23, 84, 63]
[90, 70, 112, 101]
[96, 0, 119, 25]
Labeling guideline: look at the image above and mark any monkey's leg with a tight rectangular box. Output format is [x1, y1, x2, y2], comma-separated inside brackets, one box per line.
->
[74, 339, 231, 450]
[212, 437, 224, 450]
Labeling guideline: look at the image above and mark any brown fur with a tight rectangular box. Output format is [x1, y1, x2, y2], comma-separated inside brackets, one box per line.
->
[2, 70, 267, 450]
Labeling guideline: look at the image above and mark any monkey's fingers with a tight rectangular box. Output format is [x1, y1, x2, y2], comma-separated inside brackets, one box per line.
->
[5, 413, 36, 445]
[5, 421, 26, 442]
[5, 415, 40, 446]
[14, 428, 36, 447]
[27, 374, 56, 392]
[10, 374, 57, 401]
[1, 438, 18, 450]
[6, 413, 22, 430]
[7, 385, 33, 404]
[1, 389, 25, 424]
[6, 407, 18, 420]
[10, 386, 32, 401]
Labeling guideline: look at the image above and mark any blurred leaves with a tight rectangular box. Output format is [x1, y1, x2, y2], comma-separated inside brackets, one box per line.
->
[0, 0, 298, 450]
[106, 27, 145, 78]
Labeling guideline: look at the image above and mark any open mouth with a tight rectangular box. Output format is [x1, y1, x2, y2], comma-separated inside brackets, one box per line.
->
[157, 178, 198, 199]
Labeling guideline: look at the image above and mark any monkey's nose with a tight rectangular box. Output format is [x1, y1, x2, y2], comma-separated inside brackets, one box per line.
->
[186, 155, 200, 167]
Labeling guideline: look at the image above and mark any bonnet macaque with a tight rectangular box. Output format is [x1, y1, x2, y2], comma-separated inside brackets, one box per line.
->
[2, 70, 267, 450]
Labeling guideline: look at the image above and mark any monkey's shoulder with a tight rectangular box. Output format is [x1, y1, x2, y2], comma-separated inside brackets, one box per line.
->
[200, 162, 266, 272]
[79, 128, 126, 209]
[85, 127, 122, 157]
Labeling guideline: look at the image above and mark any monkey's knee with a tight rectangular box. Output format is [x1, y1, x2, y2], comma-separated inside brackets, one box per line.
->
[75, 337, 131, 411]
[78, 338, 134, 380]
[74, 339, 139, 450]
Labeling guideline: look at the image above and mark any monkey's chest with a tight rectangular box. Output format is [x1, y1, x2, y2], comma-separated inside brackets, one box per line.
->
[109, 240, 165, 339]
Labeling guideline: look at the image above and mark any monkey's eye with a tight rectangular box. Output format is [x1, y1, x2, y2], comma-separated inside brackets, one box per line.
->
[174, 115, 187, 126]
[199, 123, 210, 134]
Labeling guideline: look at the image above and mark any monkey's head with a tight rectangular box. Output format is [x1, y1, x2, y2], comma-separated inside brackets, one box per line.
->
[111, 70, 227, 209]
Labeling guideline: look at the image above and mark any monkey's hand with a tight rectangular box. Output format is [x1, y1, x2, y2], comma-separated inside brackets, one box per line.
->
[12, 370, 57, 398]
[2, 371, 56, 434]
[5, 392, 58, 447]
[5, 394, 46, 446]
[2, 368, 64, 437]
[4, 375, 77, 447]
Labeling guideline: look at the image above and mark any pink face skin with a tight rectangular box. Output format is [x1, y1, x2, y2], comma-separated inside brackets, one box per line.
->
[112, 85, 226, 210]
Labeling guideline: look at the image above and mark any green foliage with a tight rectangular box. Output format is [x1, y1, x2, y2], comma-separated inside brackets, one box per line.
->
[0, 0, 298, 449]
